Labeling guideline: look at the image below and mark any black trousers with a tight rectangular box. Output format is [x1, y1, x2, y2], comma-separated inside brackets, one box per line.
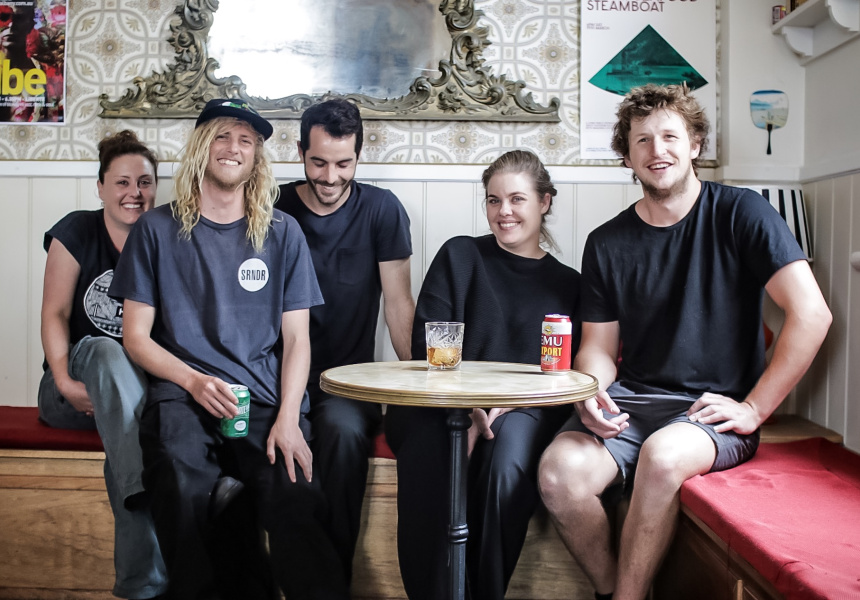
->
[384, 405, 570, 600]
[140, 396, 349, 600]
[307, 382, 383, 581]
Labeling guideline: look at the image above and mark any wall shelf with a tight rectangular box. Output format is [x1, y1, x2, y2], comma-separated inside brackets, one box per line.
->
[772, 0, 860, 64]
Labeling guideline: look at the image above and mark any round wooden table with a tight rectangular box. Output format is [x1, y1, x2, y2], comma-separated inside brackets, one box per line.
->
[320, 360, 598, 600]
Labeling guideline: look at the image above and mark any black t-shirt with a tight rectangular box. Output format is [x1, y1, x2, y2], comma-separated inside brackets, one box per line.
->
[275, 181, 412, 382]
[44, 210, 123, 345]
[412, 235, 581, 365]
[581, 181, 807, 399]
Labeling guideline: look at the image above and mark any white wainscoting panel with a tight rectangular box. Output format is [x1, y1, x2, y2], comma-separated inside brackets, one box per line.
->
[548, 183, 576, 267]
[423, 181, 481, 277]
[797, 173, 860, 452]
[849, 174, 860, 453]
[1, 178, 32, 404]
[827, 176, 853, 437]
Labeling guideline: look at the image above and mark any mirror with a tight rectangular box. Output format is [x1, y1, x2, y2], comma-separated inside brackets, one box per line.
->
[99, 0, 559, 122]
[207, 0, 451, 101]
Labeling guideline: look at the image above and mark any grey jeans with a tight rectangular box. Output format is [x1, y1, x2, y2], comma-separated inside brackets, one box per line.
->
[38, 336, 168, 599]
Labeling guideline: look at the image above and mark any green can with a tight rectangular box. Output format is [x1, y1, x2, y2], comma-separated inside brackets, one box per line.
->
[221, 385, 250, 438]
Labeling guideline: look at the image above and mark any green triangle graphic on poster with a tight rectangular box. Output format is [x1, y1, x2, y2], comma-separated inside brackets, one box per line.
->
[589, 25, 708, 96]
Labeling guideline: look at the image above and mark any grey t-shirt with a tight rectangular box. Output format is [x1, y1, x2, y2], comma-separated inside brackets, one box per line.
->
[110, 205, 323, 405]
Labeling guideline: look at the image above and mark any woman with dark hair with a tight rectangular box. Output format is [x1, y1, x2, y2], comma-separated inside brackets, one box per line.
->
[39, 130, 167, 599]
[385, 150, 582, 600]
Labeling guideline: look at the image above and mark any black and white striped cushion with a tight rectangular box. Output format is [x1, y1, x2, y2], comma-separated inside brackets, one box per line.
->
[747, 186, 812, 260]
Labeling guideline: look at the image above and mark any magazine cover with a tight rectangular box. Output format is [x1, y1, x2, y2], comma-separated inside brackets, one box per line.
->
[0, 0, 66, 123]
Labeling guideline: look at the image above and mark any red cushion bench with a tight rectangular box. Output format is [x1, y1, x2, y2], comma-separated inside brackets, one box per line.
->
[656, 437, 860, 600]
[0, 406, 104, 451]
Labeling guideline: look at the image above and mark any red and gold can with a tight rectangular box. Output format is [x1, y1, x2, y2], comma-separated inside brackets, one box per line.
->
[541, 314, 572, 374]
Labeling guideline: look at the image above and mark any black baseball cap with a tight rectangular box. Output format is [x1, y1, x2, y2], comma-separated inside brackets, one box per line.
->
[196, 99, 273, 140]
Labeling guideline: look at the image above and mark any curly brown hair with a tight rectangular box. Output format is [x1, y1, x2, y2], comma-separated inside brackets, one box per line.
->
[610, 83, 710, 176]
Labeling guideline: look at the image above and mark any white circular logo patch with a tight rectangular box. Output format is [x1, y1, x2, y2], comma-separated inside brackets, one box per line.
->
[238, 258, 269, 292]
[84, 270, 123, 337]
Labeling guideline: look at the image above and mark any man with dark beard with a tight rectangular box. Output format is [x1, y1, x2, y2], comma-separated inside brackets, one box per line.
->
[274, 97, 414, 583]
[538, 84, 832, 600]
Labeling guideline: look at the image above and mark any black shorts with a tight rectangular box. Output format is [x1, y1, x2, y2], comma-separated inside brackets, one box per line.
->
[557, 380, 760, 501]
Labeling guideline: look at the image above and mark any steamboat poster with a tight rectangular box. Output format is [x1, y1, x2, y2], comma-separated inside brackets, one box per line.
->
[580, 1, 717, 161]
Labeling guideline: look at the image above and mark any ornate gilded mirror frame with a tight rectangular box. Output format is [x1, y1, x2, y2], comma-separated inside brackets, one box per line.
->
[99, 0, 560, 122]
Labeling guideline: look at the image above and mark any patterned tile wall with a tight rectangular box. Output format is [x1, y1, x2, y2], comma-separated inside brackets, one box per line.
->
[0, 0, 715, 165]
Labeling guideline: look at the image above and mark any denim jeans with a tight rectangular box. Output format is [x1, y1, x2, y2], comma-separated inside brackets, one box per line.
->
[38, 336, 168, 599]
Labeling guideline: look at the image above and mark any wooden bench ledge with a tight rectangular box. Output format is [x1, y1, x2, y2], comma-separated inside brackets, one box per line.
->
[760, 413, 843, 444]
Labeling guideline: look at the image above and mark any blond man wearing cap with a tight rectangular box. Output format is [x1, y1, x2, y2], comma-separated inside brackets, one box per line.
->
[110, 100, 348, 599]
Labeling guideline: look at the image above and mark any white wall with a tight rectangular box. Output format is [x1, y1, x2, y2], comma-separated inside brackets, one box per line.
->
[719, 0, 806, 183]
[717, 1, 860, 452]
[793, 33, 860, 452]
[800, 173, 860, 452]
[802, 35, 860, 181]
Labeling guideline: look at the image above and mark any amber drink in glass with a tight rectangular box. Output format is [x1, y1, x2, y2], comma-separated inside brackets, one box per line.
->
[425, 322, 464, 370]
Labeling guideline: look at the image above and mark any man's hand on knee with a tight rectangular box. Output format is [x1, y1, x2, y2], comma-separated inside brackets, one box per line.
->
[687, 392, 759, 434]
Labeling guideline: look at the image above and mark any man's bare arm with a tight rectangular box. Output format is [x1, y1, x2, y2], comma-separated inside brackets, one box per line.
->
[266, 309, 313, 483]
[379, 257, 415, 360]
[689, 260, 832, 433]
[574, 321, 621, 392]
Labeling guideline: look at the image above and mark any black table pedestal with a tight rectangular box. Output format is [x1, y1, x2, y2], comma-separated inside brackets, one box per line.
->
[446, 408, 471, 600]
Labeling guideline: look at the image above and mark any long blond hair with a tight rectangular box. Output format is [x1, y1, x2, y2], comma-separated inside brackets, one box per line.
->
[172, 117, 278, 253]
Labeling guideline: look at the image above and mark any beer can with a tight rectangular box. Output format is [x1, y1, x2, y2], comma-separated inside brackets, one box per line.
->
[541, 314, 572, 374]
[221, 385, 250, 438]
